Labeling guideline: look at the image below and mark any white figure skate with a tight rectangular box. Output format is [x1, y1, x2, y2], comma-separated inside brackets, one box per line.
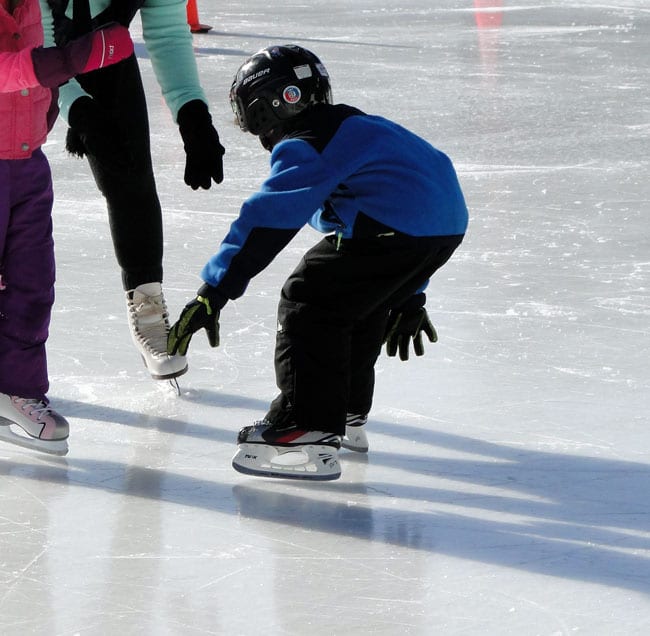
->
[126, 282, 188, 380]
[0, 393, 69, 456]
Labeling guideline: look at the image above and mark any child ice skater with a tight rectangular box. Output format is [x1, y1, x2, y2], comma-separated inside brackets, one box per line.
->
[168, 44, 469, 480]
[0, 0, 133, 455]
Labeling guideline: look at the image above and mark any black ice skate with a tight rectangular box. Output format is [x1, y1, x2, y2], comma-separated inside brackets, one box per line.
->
[232, 420, 341, 481]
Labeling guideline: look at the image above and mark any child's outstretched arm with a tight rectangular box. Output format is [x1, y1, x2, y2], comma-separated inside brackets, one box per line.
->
[0, 24, 133, 93]
[31, 23, 134, 88]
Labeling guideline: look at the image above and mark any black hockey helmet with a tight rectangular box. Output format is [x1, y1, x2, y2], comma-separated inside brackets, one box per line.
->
[230, 44, 332, 136]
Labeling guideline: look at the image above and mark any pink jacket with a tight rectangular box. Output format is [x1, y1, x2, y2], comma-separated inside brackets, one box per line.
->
[0, 0, 53, 159]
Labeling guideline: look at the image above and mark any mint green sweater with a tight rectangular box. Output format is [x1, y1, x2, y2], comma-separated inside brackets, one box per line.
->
[39, 0, 207, 123]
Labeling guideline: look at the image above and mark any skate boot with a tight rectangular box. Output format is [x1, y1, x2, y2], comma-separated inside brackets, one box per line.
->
[0, 393, 69, 456]
[126, 282, 188, 380]
[341, 413, 369, 453]
[232, 419, 341, 481]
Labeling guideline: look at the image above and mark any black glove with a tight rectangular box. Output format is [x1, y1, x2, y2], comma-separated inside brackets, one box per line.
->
[167, 284, 227, 356]
[384, 293, 438, 361]
[66, 96, 122, 171]
[177, 99, 225, 190]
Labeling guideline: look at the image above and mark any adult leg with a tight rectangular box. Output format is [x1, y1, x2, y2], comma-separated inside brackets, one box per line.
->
[76, 56, 163, 290]
[74, 57, 186, 379]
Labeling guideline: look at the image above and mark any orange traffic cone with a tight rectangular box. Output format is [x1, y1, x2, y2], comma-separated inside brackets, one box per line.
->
[473, 0, 503, 80]
[473, 0, 503, 29]
[186, 0, 212, 34]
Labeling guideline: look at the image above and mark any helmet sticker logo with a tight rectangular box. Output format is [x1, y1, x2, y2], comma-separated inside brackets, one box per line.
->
[293, 64, 313, 79]
[315, 63, 329, 77]
[283, 85, 302, 104]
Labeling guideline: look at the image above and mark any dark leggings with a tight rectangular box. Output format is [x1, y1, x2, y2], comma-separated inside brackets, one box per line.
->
[266, 233, 464, 435]
[75, 55, 163, 290]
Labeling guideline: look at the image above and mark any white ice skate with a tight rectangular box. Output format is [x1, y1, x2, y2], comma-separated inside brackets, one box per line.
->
[341, 413, 369, 453]
[126, 282, 188, 380]
[232, 420, 341, 481]
[0, 393, 69, 456]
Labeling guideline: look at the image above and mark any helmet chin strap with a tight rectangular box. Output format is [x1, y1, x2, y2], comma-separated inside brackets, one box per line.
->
[259, 132, 275, 152]
[259, 124, 289, 151]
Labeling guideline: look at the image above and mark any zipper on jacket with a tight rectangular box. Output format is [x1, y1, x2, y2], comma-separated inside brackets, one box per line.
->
[335, 229, 343, 250]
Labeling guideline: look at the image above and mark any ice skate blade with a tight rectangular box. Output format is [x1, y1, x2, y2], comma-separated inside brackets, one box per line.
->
[139, 355, 188, 380]
[149, 363, 188, 381]
[232, 443, 341, 481]
[0, 424, 68, 456]
[340, 438, 368, 453]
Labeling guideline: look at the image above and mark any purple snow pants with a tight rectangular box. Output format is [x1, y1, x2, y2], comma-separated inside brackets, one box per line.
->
[0, 149, 55, 400]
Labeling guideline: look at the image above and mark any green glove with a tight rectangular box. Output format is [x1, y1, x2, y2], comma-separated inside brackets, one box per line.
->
[384, 293, 438, 361]
[167, 284, 225, 356]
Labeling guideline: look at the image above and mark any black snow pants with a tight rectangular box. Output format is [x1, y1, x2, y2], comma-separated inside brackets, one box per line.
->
[265, 231, 464, 436]
[71, 55, 164, 291]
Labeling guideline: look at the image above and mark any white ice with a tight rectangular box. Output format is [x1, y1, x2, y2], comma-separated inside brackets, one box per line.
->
[1, 1, 649, 634]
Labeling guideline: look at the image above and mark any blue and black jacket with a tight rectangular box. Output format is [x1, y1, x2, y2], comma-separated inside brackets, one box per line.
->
[202, 104, 468, 303]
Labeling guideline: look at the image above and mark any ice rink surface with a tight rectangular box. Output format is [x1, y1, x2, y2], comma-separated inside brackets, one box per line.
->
[2, 1, 649, 634]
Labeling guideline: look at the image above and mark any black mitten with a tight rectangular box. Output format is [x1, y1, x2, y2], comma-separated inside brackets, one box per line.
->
[177, 99, 225, 189]
[66, 96, 121, 171]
